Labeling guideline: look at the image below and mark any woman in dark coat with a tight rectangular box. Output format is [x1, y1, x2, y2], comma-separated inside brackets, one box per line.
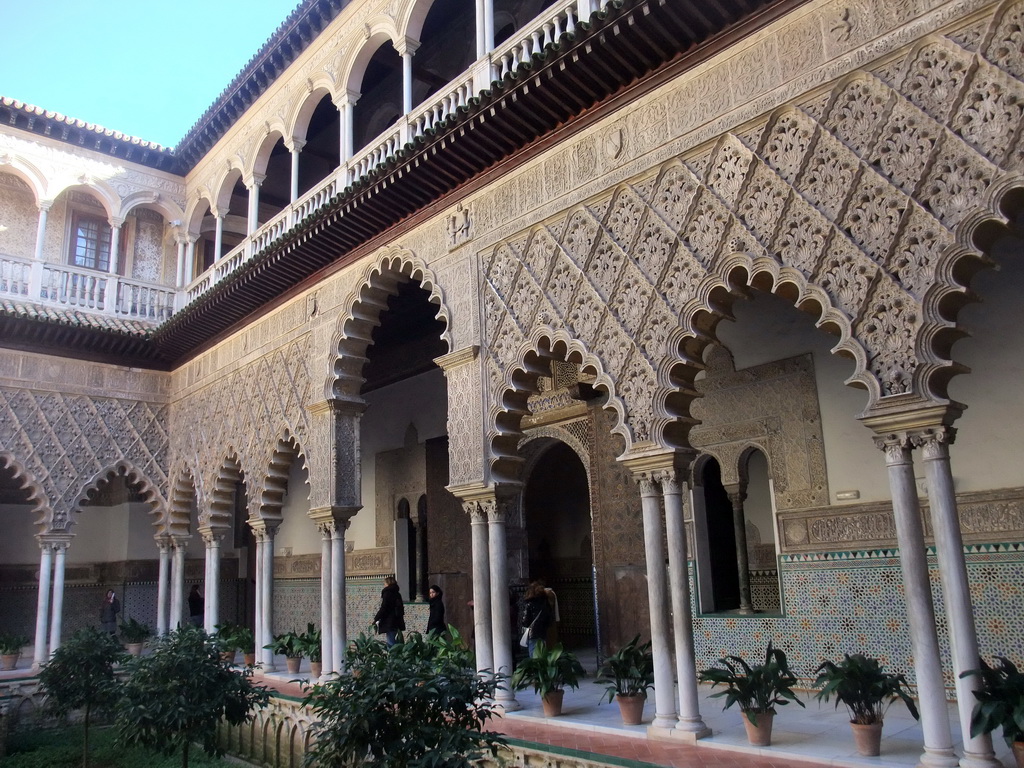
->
[426, 584, 445, 636]
[373, 576, 406, 646]
[521, 581, 552, 657]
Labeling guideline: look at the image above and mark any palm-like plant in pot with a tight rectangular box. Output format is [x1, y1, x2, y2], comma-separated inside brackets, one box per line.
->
[511, 641, 585, 717]
[698, 641, 805, 746]
[119, 617, 152, 657]
[300, 623, 323, 678]
[814, 653, 919, 756]
[961, 656, 1024, 768]
[0, 633, 29, 670]
[265, 631, 305, 674]
[594, 635, 654, 725]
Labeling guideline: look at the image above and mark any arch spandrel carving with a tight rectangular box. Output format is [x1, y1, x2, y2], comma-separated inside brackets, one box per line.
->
[0, 450, 51, 530]
[484, 14, 1024, 459]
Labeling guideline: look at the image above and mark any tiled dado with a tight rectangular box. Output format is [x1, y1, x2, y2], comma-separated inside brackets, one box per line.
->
[778, 487, 1024, 553]
[691, 544, 1024, 691]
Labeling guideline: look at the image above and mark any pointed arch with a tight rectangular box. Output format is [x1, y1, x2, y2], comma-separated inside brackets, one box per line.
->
[205, 453, 243, 531]
[166, 464, 199, 538]
[327, 245, 451, 401]
[72, 460, 165, 532]
[255, 432, 308, 526]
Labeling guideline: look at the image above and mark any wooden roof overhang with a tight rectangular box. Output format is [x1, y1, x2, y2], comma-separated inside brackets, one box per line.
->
[1, 0, 804, 370]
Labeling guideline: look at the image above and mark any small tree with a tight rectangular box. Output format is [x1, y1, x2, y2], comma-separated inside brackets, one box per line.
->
[303, 628, 505, 767]
[38, 626, 127, 768]
[116, 625, 269, 768]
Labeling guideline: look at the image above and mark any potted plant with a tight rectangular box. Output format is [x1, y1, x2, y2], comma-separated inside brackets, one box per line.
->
[238, 626, 257, 666]
[814, 653, 919, 755]
[215, 622, 243, 664]
[698, 641, 805, 746]
[594, 634, 654, 725]
[511, 641, 585, 716]
[300, 623, 323, 678]
[119, 617, 152, 657]
[962, 656, 1024, 768]
[266, 631, 304, 674]
[0, 633, 29, 670]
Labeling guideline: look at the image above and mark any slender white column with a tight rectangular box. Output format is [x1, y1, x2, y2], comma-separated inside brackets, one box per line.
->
[32, 541, 53, 668]
[483, 0, 494, 54]
[341, 98, 355, 163]
[156, 539, 170, 636]
[638, 474, 677, 728]
[660, 470, 710, 738]
[246, 177, 263, 236]
[203, 536, 213, 630]
[331, 523, 346, 672]
[486, 499, 517, 709]
[260, 527, 276, 670]
[108, 220, 122, 276]
[468, 503, 493, 674]
[214, 214, 225, 260]
[184, 237, 197, 282]
[919, 429, 999, 768]
[170, 540, 186, 630]
[174, 236, 186, 288]
[727, 488, 754, 615]
[402, 52, 414, 115]
[48, 542, 68, 655]
[876, 435, 958, 768]
[254, 536, 264, 661]
[475, 0, 487, 57]
[28, 202, 51, 299]
[577, 0, 595, 23]
[289, 146, 302, 204]
[319, 522, 334, 677]
[205, 531, 222, 632]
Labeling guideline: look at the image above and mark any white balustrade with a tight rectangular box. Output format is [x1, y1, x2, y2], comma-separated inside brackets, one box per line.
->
[114, 277, 175, 322]
[40, 265, 109, 311]
[0, 254, 32, 299]
[409, 75, 475, 140]
[186, 273, 213, 304]
[349, 124, 403, 183]
[214, 242, 247, 282]
[492, 0, 578, 81]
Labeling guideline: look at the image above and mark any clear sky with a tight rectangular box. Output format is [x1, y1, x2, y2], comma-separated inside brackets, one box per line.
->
[0, 0, 300, 149]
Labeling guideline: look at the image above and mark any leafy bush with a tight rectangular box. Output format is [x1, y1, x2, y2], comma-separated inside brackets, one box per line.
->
[0, 633, 30, 655]
[814, 653, 919, 725]
[118, 619, 151, 645]
[38, 626, 127, 768]
[511, 641, 585, 698]
[302, 630, 505, 767]
[594, 634, 654, 701]
[298, 623, 321, 663]
[264, 630, 303, 658]
[115, 625, 269, 768]
[5, 727, 235, 767]
[698, 641, 805, 724]
[962, 656, 1024, 745]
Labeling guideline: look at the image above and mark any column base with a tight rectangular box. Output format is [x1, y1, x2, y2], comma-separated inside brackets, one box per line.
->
[648, 724, 712, 743]
[918, 748, 961, 768]
[651, 714, 678, 729]
[495, 696, 522, 713]
[958, 751, 1002, 768]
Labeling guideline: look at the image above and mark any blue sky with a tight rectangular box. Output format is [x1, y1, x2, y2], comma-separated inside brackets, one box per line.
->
[1, 0, 299, 148]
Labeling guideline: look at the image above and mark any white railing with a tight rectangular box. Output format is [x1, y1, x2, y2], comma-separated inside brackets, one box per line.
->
[40, 264, 109, 311]
[292, 172, 338, 223]
[349, 124, 403, 184]
[491, 0, 581, 82]
[408, 72, 476, 141]
[114, 277, 175, 322]
[0, 254, 32, 299]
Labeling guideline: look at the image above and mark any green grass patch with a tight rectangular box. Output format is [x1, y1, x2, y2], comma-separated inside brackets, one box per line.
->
[4, 726, 238, 767]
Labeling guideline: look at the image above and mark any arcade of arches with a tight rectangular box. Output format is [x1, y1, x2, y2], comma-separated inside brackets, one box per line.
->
[2, 0, 1024, 765]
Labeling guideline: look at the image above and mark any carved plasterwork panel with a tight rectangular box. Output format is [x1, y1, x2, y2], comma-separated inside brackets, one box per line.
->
[482, 11, 1024, 465]
[170, 335, 314, 523]
[690, 349, 828, 510]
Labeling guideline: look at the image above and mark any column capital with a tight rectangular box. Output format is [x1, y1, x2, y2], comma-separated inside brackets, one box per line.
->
[108, 216, 125, 229]
[916, 425, 956, 459]
[244, 172, 267, 189]
[38, 199, 54, 213]
[155, 536, 172, 554]
[306, 397, 367, 418]
[434, 345, 479, 371]
[286, 137, 307, 154]
[249, 520, 280, 542]
[36, 533, 73, 550]
[653, 467, 686, 494]
[395, 36, 421, 56]
[200, 528, 226, 546]
[309, 505, 357, 527]
[333, 89, 361, 108]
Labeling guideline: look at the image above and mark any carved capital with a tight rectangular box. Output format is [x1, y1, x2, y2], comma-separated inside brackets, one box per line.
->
[916, 425, 956, 460]
[872, 432, 913, 466]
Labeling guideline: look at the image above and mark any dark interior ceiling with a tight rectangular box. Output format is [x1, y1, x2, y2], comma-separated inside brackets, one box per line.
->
[362, 279, 447, 392]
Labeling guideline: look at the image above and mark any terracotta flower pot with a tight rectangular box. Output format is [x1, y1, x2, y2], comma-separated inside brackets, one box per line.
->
[541, 689, 564, 717]
[310, 661, 323, 678]
[615, 693, 646, 725]
[0, 653, 19, 671]
[220, 650, 237, 664]
[243, 652, 257, 666]
[850, 721, 883, 756]
[286, 655, 302, 674]
[742, 711, 774, 747]
[125, 642, 144, 657]
[1012, 741, 1024, 768]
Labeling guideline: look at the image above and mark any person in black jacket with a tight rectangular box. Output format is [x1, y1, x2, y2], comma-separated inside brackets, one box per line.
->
[521, 581, 553, 657]
[426, 584, 446, 636]
[373, 576, 406, 646]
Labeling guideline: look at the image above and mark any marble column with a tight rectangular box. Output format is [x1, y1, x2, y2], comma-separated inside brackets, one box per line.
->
[319, 522, 334, 677]
[107, 220, 122, 276]
[486, 497, 518, 709]
[919, 428, 999, 768]
[876, 434, 958, 768]
[332, 521, 348, 674]
[468, 502, 494, 675]
[638, 474, 677, 729]
[289, 142, 304, 205]
[246, 176, 263, 236]
[659, 469, 710, 739]
[32, 540, 53, 668]
[214, 213, 225, 261]
[203, 530, 222, 632]
[726, 487, 754, 614]
[156, 538, 170, 636]
[402, 51, 414, 115]
[48, 541, 68, 655]
[254, 534, 264, 662]
[259, 526, 277, 670]
[170, 539, 186, 630]
[28, 202, 51, 299]
[174, 236, 187, 289]
[184, 237, 197, 282]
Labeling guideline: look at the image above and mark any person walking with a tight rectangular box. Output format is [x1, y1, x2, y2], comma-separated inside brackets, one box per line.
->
[521, 581, 553, 657]
[373, 576, 406, 647]
[426, 584, 446, 636]
[99, 589, 121, 635]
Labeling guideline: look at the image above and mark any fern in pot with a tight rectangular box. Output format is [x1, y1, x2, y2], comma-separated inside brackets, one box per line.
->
[594, 635, 654, 725]
[698, 641, 805, 746]
[511, 641, 585, 717]
[814, 653, 919, 756]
